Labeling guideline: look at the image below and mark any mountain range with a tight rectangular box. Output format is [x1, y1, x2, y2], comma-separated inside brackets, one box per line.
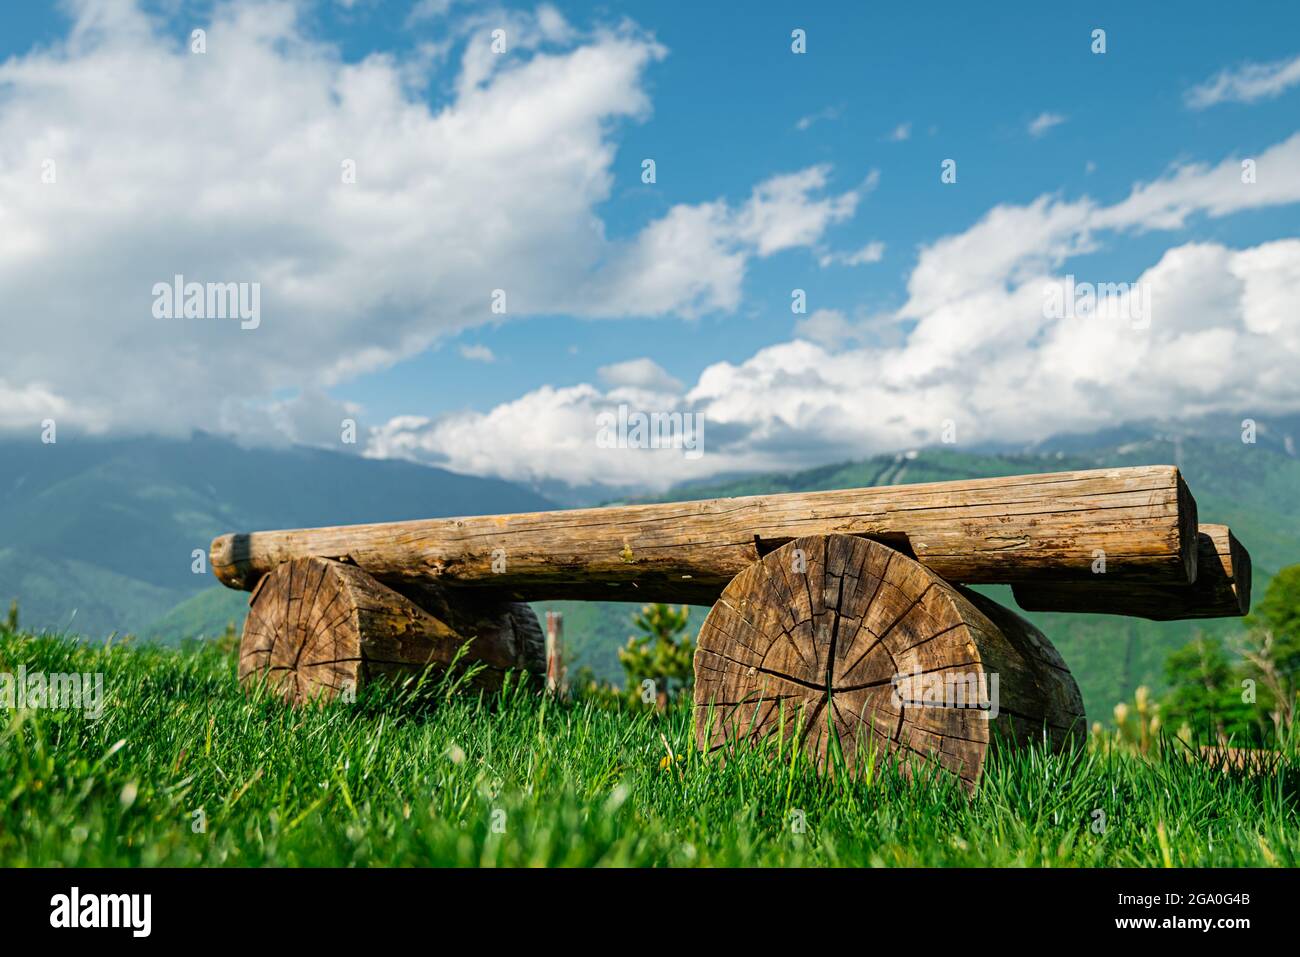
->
[0, 433, 552, 641]
[2, 417, 1296, 721]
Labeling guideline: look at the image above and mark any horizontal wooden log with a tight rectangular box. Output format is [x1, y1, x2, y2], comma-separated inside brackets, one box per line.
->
[1012, 524, 1250, 620]
[211, 465, 1198, 604]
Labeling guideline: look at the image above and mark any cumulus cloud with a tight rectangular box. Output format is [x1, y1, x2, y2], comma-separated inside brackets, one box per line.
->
[567, 166, 860, 318]
[0, 381, 76, 431]
[0, 0, 857, 438]
[730, 165, 860, 257]
[597, 358, 682, 392]
[819, 240, 884, 268]
[11, 1, 1300, 495]
[370, 135, 1300, 491]
[691, 238, 1300, 457]
[1187, 53, 1300, 109]
[459, 344, 496, 362]
[792, 309, 866, 348]
[365, 383, 716, 487]
[219, 388, 362, 449]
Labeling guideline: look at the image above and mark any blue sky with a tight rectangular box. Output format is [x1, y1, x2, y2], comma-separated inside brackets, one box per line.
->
[2, 1, 1299, 490]
[334, 0, 1299, 418]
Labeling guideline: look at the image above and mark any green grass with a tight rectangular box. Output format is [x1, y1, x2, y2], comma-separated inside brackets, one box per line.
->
[2, 629, 1298, 867]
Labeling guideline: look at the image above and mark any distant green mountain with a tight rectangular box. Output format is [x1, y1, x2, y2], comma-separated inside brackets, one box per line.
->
[142, 584, 251, 641]
[0, 433, 554, 641]
[5, 426, 1296, 724]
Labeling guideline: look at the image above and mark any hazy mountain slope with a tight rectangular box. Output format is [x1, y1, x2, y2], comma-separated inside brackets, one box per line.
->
[0, 433, 554, 639]
[7, 427, 1295, 723]
[141, 583, 251, 642]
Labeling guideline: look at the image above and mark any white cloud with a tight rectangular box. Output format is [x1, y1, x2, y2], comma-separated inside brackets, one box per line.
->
[1187, 54, 1300, 108]
[689, 238, 1300, 458]
[405, 0, 466, 22]
[0, 380, 79, 431]
[460, 344, 496, 362]
[575, 166, 859, 318]
[819, 240, 884, 268]
[730, 165, 859, 257]
[372, 135, 1300, 490]
[0, 0, 857, 439]
[1028, 112, 1066, 137]
[366, 383, 716, 488]
[13, 1, 1300, 496]
[219, 388, 363, 449]
[846, 241, 885, 264]
[791, 309, 857, 348]
[885, 122, 910, 142]
[597, 358, 682, 392]
[575, 201, 746, 317]
[1095, 132, 1300, 229]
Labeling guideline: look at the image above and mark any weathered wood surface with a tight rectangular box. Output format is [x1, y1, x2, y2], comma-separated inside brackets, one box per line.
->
[1012, 525, 1250, 620]
[692, 535, 1085, 790]
[212, 465, 1198, 605]
[238, 557, 544, 705]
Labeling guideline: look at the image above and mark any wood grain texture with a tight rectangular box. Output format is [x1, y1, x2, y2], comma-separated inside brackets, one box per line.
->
[544, 610, 566, 697]
[238, 557, 544, 705]
[692, 535, 1085, 790]
[211, 465, 1198, 604]
[1012, 524, 1251, 620]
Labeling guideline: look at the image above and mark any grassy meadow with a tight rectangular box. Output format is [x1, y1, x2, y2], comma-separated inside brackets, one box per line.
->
[1, 627, 1297, 867]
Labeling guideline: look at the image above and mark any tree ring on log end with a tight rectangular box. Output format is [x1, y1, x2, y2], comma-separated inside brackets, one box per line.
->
[238, 557, 544, 705]
[693, 535, 1085, 789]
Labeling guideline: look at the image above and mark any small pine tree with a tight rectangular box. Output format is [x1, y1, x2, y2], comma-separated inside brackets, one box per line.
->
[617, 603, 694, 708]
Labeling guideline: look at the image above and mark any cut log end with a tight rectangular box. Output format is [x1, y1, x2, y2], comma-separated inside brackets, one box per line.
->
[693, 535, 1085, 790]
[238, 557, 544, 705]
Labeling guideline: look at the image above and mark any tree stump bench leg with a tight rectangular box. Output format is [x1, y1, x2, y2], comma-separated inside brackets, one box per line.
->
[238, 557, 544, 705]
[693, 535, 1085, 789]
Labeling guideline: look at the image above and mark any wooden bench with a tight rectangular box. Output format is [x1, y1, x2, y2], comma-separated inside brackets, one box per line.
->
[210, 464, 1250, 788]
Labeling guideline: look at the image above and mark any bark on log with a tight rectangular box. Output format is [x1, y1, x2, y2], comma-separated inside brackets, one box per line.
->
[238, 557, 544, 705]
[211, 465, 1198, 605]
[1011, 525, 1251, 620]
[693, 535, 1085, 790]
